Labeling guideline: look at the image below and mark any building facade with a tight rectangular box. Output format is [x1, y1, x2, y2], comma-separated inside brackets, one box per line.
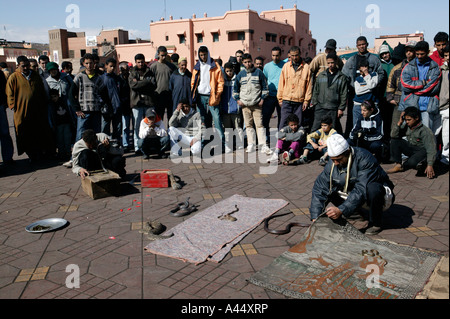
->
[116, 5, 316, 68]
[374, 33, 424, 54]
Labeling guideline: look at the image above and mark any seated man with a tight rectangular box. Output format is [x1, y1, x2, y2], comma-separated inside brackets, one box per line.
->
[310, 134, 395, 235]
[137, 107, 170, 159]
[168, 98, 205, 157]
[72, 129, 126, 179]
[387, 106, 436, 179]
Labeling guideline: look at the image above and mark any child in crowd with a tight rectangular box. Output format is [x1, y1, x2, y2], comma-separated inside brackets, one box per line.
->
[48, 89, 75, 160]
[348, 100, 384, 162]
[297, 115, 337, 166]
[221, 62, 244, 152]
[138, 107, 170, 159]
[353, 58, 379, 126]
[233, 53, 271, 154]
[267, 114, 305, 165]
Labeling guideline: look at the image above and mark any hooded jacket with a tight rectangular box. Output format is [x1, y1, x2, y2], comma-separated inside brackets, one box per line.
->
[191, 48, 224, 107]
[349, 107, 384, 142]
[399, 57, 441, 114]
[310, 147, 394, 220]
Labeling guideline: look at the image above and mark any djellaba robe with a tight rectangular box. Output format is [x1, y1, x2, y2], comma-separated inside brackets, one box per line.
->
[6, 69, 54, 156]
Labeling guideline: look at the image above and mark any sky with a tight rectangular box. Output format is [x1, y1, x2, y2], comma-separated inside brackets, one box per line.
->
[1, 0, 449, 50]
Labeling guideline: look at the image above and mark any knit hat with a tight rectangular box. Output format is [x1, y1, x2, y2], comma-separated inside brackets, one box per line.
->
[327, 134, 350, 157]
[325, 39, 337, 50]
[379, 44, 390, 55]
[405, 40, 417, 48]
[392, 43, 406, 62]
[46, 62, 59, 71]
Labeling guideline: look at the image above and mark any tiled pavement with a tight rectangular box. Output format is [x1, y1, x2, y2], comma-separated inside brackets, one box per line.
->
[0, 112, 448, 301]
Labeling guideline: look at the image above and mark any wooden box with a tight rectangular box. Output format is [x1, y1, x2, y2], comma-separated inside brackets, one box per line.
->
[81, 171, 121, 200]
[141, 169, 169, 188]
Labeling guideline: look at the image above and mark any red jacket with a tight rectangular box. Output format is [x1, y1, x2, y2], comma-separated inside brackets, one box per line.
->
[430, 50, 444, 66]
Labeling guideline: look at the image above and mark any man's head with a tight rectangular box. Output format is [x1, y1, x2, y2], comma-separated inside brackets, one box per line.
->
[17, 56, 30, 75]
[199, 46, 209, 63]
[327, 134, 351, 168]
[325, 39, 337, 53]
[119, 62, 130, 77]
[358, 57, 369, 74]
[404, 107, 421, 128]
[326, 52, 339, 72]
[82, 129, 98, 149]
[254, 56, 264, 70]
[414, 41, 430, 64]
[46, 62, 59, 78]
[379, 44, 391, 62]
[289, 46, 301, 64]
[38, 55, 49, 71]
[320, 115, 333, 133]
[271, 47, 282, 64]
[157, 46, 168, 63]
[105, 58, 117, 74]
[433, 32, 449, 57]
[178, 58, 188, 73]
[223, 62, 235, 79]
[405, 41, 417, 62]
[235, 50, 244, 64]
[179, 98, 191, 114]
[134, 53, 146, 70]
[286, 114, 300, 132]
[356, 36, 369, 55]
[28, 58, 38, 72]
[242, 53, 253, 70]
[145, 107, 157, 125]
[61, 61, 73, 74]
[82, 53, 95, 74]
[171, 53, 180, 64]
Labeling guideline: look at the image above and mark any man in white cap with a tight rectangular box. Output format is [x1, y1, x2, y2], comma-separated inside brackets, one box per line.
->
[309, 134, 394, 235]
[378, 44, 395, 140]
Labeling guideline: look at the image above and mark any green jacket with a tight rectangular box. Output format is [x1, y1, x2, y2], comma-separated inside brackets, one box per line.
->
[312, 69, 348, 111]
[405, 122, 437, 166]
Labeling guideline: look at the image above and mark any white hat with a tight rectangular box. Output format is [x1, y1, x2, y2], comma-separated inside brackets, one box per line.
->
[327, 134, 350, 157]
[379, 44, 390, 55]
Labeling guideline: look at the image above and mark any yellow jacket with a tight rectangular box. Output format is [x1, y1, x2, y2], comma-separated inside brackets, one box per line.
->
[277, 61, 313, 105]
[191, 58, 224, 107]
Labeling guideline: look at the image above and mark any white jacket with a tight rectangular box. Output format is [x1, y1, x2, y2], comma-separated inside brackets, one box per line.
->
[138, 118, 168, 139]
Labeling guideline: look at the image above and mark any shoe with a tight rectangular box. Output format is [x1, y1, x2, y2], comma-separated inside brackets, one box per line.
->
[267, 153, 279, 163]
[62, 160, 72, 168]
[387, 163, 403, 174]
[296, 156, 308, 165]
[143, 154, 150, 160]
[261, 145, 273, 155]
[246, 144, 255, 153]
[415, 161, 427, 177]
[282, 151, 291, 165]
[318, 156, 327, 166]
[365, 226, 382, 236]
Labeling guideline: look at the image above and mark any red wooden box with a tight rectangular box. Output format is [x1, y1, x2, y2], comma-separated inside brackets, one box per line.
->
[141, 170, 169, 188]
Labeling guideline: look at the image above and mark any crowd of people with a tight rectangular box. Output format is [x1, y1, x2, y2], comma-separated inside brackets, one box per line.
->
[0, 32, 448, 182]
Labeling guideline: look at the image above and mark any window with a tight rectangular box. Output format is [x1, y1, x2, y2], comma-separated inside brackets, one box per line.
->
[80, 49, 86, 57]
[212, 32, 219, 42]
[265, 33, 277, 42]
[92, 48, 98, 55]
[178, 34, 186, 44]
[69, 50, 75, 58]
[197, 34, 203, 43]
[165, 36, 169, 41]
[228, 32, 245, 41]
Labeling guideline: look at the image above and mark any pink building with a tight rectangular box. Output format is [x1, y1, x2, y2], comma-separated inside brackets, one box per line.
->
[374, 33, 424, 54]
[116, 5, 316, 69]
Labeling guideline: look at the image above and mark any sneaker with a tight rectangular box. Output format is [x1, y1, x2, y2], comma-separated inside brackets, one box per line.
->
[261, 145, 273, 155]
[246, 144, 256, 153]
[62, 160, 72, 168]
[296, 156, 308, 165]
[282, 151, 291, 165]
[365, 226, 382, 236]
[318, 156, 327, 166]
[267, 153, 279, 163]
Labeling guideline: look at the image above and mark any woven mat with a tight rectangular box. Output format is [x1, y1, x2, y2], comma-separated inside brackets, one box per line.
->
[248, 216, 442, 299]
[144, 194, 288, 265]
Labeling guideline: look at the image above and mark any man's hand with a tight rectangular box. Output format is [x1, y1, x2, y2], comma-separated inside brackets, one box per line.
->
[302, 101, 309, 111]
[312, 142, 319, 150]
[389, 100, 398, 106]
[397, 112, 405, 126]
[338, 110, 344, 118]
[176, 103, 183, 112]
[237, 100, 245, 107]
[425, 165, 435, 179]
[326, 206, 343, 220]
[258, 99, 264, 107]
[76, 111, 86, 119]
[79, 168, 89, 180]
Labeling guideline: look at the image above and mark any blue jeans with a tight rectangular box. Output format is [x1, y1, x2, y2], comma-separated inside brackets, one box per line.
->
[352, 103, 362, 127]
[76, 112, 102, 142]
[0, 105, 14, 162]
[102, 112, 123, 144]
[56, 123, 72, 155]
[197, 95, 225, 146]
[132, 106, 149, 151]
[122, 114, 134, 148]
